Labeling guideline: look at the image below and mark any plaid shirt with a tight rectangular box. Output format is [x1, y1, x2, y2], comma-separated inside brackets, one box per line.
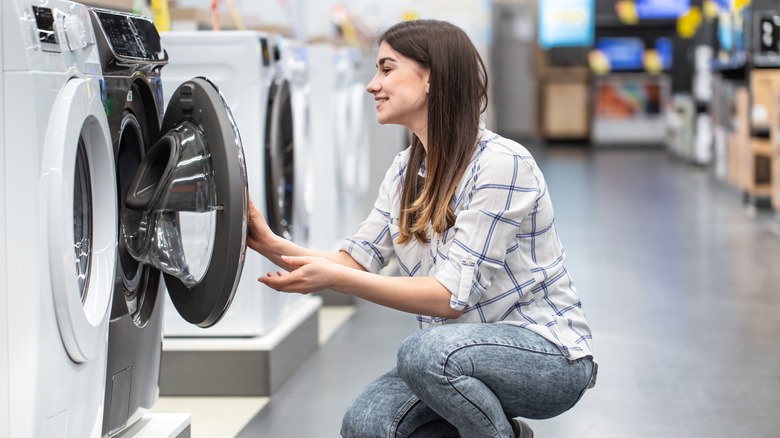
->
[340, 129, 593, 360]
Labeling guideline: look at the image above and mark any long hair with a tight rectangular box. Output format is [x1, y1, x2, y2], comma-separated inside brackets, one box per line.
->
[380, 20, 489, 244]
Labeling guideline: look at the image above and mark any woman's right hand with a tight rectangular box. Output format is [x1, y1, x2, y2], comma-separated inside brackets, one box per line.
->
[246, 195, 274, 254]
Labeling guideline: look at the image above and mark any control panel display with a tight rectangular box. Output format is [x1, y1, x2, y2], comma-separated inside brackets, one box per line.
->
[33, 6, 60, 52]
[94, 10, 163, 61]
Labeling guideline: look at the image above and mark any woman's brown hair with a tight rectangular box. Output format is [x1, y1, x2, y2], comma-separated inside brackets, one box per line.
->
[380, 20, 489, 244]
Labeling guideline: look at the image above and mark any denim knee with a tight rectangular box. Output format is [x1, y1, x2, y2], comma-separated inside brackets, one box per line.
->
[397, 326, 453, 386]
[340, 397, 367, 438]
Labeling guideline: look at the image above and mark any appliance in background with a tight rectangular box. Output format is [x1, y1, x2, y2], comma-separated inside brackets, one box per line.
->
[332, 46, 371, 238]
[491, 0, 538, 138]
[591, 73, 670, 146]
[90, 9, 249, 437]
[2, 1, 116, 437]
[277, 36, 313, 251]
[306, 44, 340, 258]
[159, 30, 304, 337]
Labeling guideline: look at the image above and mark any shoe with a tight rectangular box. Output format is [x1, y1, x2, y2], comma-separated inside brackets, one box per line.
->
[510, 418, 534, 438]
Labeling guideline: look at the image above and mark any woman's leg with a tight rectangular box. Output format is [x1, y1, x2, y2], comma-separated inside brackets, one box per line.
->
[396, 323, 593, 438]
[341, 367, 460, 438]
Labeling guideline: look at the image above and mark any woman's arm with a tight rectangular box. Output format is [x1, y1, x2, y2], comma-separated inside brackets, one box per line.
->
[258, 255, 466, 320]
[247, 197, 365, 272]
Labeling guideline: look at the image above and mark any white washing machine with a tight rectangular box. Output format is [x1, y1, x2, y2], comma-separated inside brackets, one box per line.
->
[332, 46, 370, 237]
[158, 31, 303, 338]
[306, 44, 342, 255]
[277, 36, 313, 250]
[2, 1, 117, 437]
[90, 9, 249, 437]
[307, 44, 369, 254]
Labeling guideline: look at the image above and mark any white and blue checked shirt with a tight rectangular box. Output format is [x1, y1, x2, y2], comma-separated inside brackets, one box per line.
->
[340, 129, 593, 360]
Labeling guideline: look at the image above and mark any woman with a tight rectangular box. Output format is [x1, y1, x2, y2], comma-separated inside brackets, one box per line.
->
[248, 19, 596, 438]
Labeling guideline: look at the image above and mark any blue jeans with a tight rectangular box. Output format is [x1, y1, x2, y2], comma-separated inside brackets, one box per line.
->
[341, 323, 595, 438]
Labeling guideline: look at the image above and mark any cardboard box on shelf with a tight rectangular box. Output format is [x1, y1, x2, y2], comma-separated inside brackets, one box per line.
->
[541, 80, 589, 139]
[740, 137, 773, 197]
[735, 86, 751, 136]
[772, 149, 780, 210]
[771, 90, 780, 150]
[728, 132, 745, 187]
[750, 69, 780, 130]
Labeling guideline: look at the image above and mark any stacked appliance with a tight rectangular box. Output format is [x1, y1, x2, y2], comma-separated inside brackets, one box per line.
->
[2, 1, 117, 436]
[89, 8, 250, 437]
[159, 30, 305, 337]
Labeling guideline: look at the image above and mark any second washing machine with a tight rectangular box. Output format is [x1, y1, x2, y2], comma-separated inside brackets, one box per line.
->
[159, 30, 305, 338]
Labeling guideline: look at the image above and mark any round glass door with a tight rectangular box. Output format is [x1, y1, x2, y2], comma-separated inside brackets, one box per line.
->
[73, 137, 93, 302]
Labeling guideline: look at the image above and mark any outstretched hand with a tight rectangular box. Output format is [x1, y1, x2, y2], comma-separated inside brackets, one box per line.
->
[258, 255, 345, 294]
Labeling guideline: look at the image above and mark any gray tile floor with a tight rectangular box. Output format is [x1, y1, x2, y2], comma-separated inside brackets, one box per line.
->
[237, 146, 780, 437]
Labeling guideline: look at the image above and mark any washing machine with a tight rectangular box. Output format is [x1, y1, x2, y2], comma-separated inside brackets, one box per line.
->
[89, 9, 249, 437]
[158, 30, 303, 338]
[307, 44, 368, 255]
[306, 44, 341, 255]
[277, 36, 313, 250]
[2, 1, 117, 437]
[332, 46, 370, 237]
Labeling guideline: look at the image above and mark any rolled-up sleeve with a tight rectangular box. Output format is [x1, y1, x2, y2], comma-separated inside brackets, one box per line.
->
[435, 153, 543, 311]
[339, 152, 406, 273]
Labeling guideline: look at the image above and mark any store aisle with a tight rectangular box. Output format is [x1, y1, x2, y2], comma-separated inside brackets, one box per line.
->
[238, 146, 780, 437]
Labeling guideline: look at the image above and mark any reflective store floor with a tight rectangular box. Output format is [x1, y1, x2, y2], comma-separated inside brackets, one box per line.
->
[155, 144, 780, 437]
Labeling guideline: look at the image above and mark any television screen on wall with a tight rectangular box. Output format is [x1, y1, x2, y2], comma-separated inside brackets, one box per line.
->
[538, 0, 595, 49]
[635, 0, 691, 19]
[596, 37, 645, 71]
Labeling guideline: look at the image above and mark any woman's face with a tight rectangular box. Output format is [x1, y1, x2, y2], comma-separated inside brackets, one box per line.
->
[366, 41, 430, 134]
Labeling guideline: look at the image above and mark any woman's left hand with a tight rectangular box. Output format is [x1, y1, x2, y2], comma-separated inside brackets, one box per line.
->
[257, 255, 345, 294]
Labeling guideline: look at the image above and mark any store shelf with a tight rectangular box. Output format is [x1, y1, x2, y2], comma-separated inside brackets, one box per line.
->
[591, 73, 670, 146]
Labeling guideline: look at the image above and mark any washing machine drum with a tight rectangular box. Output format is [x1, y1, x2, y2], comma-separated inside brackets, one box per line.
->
[121, 77, 248, 328]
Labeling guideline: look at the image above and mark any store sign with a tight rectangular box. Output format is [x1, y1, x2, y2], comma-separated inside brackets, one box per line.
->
[538, 0, 595, 49]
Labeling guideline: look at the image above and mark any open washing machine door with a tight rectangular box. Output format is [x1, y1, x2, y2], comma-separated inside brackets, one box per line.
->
[121, 77, 248, 327]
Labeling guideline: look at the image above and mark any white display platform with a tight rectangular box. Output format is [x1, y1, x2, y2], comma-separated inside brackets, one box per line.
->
[160, 295, 322, 396]
[115, 413, 191, 438]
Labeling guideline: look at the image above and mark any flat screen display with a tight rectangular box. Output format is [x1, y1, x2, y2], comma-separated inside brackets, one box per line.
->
[596, 37, 645, 71]
[538, 0, 595, 49]
[635, 0, 691, 19]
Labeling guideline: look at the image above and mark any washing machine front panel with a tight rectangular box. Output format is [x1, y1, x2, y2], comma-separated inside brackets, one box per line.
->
[0, 2, 8, 434]
[159, 31, 296, 337]
[45, 77, 117, 363]
[3, 1, 114, 436]
[265, 77, 295, 241]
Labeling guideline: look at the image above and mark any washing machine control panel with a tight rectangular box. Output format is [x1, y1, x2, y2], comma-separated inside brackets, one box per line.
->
[32, 6, 60, 53]
[92, 9, 164, 62]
